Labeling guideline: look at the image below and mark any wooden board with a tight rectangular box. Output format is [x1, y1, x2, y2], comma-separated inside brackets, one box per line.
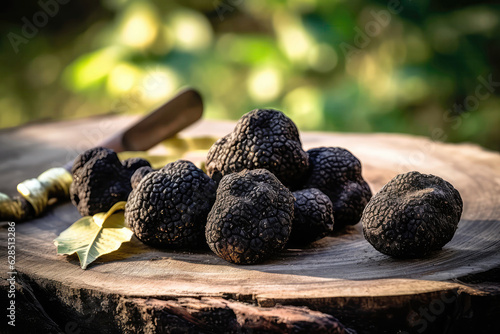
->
[1, 115, 499, 333]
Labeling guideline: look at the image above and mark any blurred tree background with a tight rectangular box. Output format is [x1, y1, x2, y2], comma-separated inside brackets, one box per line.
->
[1, 0, 499, 150]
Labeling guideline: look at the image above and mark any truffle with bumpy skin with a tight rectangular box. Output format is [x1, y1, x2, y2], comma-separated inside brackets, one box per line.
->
[288, 188, 335, 247]
[121, 157, 152, 171]
[303, 147, 372, 228]
[362, 171, 463, 258]
[70, 147, 150, 216]
[125, 160, 216, 249]
[206, 169, 294, 264]
[130, 166, 154, 189]
[206, 109, 309, 188]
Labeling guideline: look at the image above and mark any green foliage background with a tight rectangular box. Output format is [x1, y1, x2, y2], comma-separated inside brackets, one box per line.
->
[1, 0, 499, 150]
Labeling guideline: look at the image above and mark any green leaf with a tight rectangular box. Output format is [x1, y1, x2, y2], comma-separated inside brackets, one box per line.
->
[54, 202, 133, 269]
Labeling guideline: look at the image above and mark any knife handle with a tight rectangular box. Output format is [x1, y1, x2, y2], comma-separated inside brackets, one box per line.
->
[99, 88, 203, 153]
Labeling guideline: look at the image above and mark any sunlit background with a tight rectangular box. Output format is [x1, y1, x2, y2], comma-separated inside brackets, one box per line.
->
[1, 0, 499, 150]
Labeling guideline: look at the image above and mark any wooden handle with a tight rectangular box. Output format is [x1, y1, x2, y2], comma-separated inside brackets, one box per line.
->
[99, 88, 203, 152]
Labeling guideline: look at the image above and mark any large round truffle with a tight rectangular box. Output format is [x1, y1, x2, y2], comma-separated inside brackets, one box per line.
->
[125, 160, 216, 249]
[362, 171, 463, 258]
[206, 169, 295, 264]
[206, 108, 309, 188]
[70, 147, 151, 216]
[288, 188, 335, 247]
[303, 147, 372, 228]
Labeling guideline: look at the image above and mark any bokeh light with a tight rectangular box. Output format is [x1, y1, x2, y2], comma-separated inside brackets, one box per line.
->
[248, 67, 283, 103]
[140, 66, 180, 104]
[308, 43, 338, 73]
[106, 63, 142, 95]
[274, 12, 315, 64]
[168, 10, 213, 52]
[119, 2, 159, 49]
[64, 47, 126, 91]
[283, 86, 324, 130]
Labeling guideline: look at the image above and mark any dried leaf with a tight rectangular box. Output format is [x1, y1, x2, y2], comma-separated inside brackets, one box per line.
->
[54, 201, 132, 269]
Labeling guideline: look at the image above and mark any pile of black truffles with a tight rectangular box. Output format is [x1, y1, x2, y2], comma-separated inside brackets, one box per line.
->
[70, 108, 463, 264]
[203, 109, 372, 263]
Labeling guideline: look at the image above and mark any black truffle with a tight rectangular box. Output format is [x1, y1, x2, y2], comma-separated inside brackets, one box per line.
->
[361, 171, 463, 258]
[122, 157, 152, 171]
[206, 169, 294, 264]
[130, 166, 154, 189]
[206, 108, 309, 188]
[70, 147, 150, 216]
[303, 147, 372, 228]
[288, 188, 335, 247]
[125, 160, 216, 249]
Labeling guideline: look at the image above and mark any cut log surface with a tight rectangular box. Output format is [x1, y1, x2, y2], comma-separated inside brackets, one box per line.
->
[1, 116, 499, 334]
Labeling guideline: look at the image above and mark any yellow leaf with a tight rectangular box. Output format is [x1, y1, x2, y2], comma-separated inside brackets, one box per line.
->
[117, 135, 218, 171]
[54, 201, 132, 269]
[117, 151, 184, 169]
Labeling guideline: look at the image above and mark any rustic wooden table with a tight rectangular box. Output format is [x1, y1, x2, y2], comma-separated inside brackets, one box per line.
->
[1, 115, 499, 334]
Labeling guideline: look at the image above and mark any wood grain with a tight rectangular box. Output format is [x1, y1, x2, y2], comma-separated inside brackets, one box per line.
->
[1, 115, 499, 333]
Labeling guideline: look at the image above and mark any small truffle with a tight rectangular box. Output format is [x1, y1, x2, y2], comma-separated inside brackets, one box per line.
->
[70, 147, 150, 216]
[303, 147, 372, 228]
[122, 157, 152, 171]
[125, 160, 216, 249]
[206, 108, 309, 188]
[130, 166, 154, 189]
[206, 169, 294, 264]
[288, 188, 335, 247]
[362, 171, 463, 258]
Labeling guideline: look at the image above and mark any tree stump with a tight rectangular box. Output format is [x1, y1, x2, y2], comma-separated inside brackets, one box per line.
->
[1, 115, 499, 334]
